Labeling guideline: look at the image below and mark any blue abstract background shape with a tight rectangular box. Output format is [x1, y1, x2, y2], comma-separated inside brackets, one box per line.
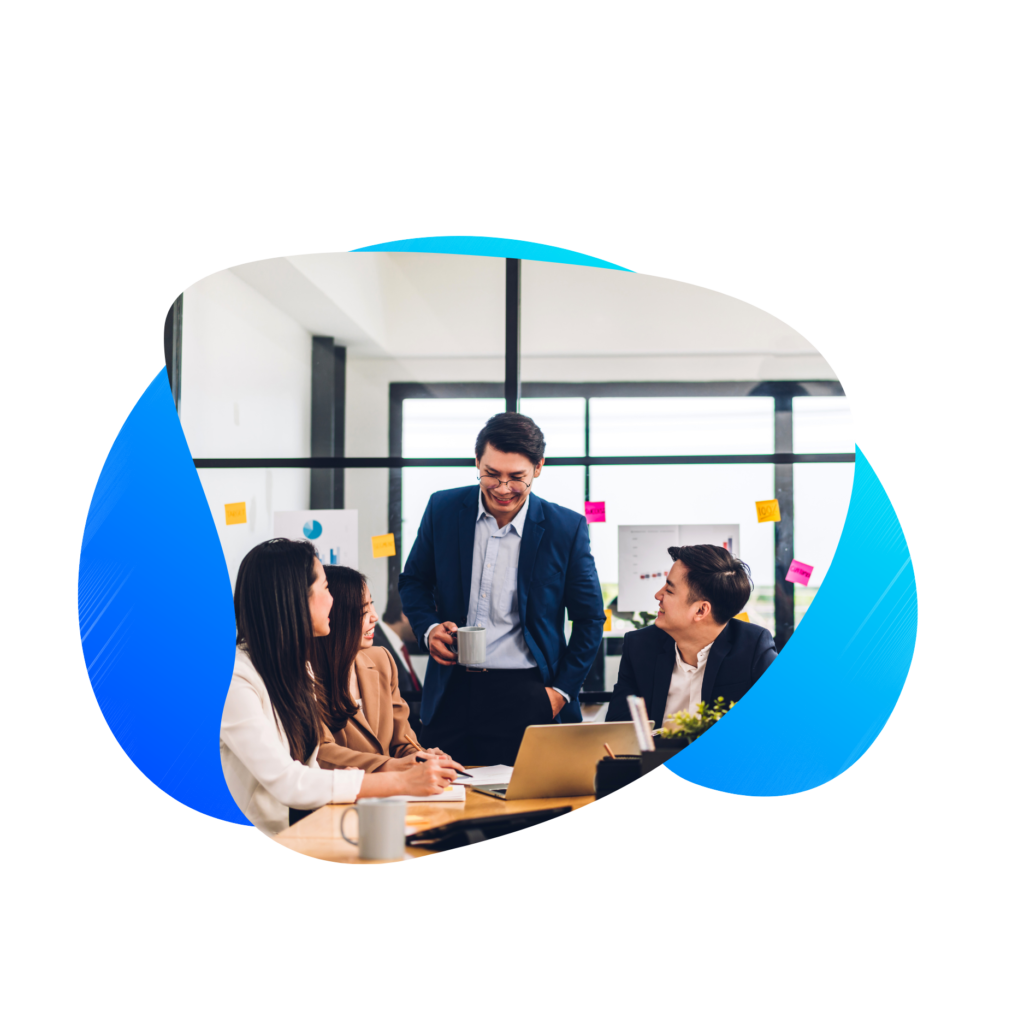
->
[76, 237, 917, 824]
[354, 235, 631, 271]
[78, 371, 247, 824]
[667, 447, 917, 795]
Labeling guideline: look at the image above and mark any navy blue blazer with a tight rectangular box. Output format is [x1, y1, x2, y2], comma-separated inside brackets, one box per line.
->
[607, 619, 777, 727]
[399, 486, 606, 727]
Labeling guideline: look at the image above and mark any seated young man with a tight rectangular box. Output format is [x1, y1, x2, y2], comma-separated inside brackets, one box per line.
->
[607, 544, 777, 729]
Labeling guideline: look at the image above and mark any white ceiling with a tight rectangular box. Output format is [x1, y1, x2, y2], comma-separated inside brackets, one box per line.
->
[228, 250, 824, 363]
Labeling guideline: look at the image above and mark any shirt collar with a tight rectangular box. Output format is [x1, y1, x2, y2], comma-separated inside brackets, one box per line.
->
[675, 640, 715, 671]
[477, 490, 531, 535]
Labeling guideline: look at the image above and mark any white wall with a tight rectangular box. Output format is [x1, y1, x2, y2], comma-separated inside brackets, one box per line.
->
[181, 269, 312, 587]
[345, 354, 504, 610]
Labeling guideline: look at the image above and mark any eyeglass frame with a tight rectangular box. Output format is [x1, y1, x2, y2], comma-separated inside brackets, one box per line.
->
[476, 471, 535, 494]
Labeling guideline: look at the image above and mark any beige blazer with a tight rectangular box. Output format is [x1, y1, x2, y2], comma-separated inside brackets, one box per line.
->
[317, 646, 423, 772]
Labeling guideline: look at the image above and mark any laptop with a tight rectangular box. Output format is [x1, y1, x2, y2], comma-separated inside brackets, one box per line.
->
[474, 722, 642, 800]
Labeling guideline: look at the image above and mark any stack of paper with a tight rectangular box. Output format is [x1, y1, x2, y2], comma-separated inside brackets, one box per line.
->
[403, 785, 467, 804]
[452, 765, 514, 787]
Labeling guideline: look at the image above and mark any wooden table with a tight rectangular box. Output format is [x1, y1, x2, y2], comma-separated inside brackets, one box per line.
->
[275, 790, 594, 864]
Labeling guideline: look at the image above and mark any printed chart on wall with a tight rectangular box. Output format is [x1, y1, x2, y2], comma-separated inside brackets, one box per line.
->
[273, 510, 359, 569]
[618, 524, 740, 612]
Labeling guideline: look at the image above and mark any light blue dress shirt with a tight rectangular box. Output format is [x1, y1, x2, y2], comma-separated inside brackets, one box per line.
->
[426, 492, 569, 701]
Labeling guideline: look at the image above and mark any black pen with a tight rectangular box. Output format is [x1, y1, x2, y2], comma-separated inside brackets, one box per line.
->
[416, 754, 471, 778]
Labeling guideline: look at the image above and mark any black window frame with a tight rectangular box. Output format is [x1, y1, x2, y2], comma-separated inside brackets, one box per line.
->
[187, 257, 855, 650]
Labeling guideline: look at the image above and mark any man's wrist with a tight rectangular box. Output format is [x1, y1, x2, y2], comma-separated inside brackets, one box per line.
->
[424, 622, 442, 648]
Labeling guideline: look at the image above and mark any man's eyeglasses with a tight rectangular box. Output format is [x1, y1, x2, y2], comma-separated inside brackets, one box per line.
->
[478, 472, 532, 495]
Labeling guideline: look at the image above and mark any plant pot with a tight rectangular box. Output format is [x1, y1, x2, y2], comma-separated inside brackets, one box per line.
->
[640, 737, 690, 774]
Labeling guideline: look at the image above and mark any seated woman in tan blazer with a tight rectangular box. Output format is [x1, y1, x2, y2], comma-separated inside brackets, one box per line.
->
[314, 565, 464, 774]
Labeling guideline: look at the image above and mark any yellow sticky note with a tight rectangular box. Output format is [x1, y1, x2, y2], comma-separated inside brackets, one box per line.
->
[755, 499, 781, 523]
[224, 502, 247, 526]
[371, 532, 396, 558]
[734, 611, 750, 622]
[604, 608, 612, 632]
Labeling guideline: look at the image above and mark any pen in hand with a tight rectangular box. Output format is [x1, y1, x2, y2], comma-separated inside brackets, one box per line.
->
[405, 729, 473, 774]
[415, 753, 471, 774]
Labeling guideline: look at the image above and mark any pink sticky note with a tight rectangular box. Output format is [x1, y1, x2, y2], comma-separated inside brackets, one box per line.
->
[585, 501, 606, 523]
[785, 559, 814, 586]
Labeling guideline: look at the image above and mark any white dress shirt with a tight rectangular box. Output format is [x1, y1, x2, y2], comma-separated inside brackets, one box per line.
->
[220, 648, 364, 836]
[426, 492, 568, 701]
[662, 641, 714, 725]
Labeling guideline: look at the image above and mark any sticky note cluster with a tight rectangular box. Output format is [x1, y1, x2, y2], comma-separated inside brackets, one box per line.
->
[604, 608, 612, 632]
[786, 559, 814, 586]
[371, 532, 396, 559]
[585, 501, 606, 523]
[755, 499, 781, 523]
[224, 502, 247, 526]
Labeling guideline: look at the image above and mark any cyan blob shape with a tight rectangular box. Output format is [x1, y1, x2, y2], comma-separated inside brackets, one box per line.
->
[667, 448, 917, 795]
[78, 371, 247, 824]
[353, 235, 631, 271]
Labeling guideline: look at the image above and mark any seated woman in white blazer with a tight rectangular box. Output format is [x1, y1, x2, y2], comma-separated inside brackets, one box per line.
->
[313, 565, 463, 773]
[220, 538, 456, 836]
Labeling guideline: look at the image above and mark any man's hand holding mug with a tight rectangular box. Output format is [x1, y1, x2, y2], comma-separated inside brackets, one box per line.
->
[427, 622, 459, 665]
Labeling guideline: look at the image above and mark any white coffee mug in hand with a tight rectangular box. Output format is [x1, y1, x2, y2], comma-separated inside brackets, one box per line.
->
[340, 798, 407, 860]
[455, 625, 487, 665]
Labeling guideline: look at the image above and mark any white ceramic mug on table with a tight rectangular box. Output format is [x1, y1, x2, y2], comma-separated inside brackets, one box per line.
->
[340, 798, 407, 860]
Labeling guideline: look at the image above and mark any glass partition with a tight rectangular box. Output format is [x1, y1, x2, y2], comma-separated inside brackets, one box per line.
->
[793, 396, 854, 453]
[590, 397, 774, 456]
[180, 250, 854, 670]
[588, 463, 776, 634]
[793, 462, 856, 624]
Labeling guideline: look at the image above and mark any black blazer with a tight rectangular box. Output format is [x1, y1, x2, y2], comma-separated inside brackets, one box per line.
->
[607, 619, 777, 727]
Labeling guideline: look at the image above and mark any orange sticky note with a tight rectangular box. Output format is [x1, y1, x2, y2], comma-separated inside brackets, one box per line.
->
[604, 609, 612, 632]
[734, 611, 750, 622]
[224, 502, 247, 526]
[371, 532, 396, 558]
[755, 499, 781, 523]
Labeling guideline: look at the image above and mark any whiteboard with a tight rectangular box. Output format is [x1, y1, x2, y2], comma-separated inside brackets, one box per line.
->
[273, 509, 359, 570]
[617, 524, 740, 612]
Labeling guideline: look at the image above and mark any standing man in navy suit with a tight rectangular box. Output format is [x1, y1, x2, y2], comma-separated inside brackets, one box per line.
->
[607, 544, 777, 728]
[399, 412, 606, 766]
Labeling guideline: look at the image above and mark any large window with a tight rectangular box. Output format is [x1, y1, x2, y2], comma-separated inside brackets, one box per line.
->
[186, 254, 857, 662]
[393, 382, 854, 651]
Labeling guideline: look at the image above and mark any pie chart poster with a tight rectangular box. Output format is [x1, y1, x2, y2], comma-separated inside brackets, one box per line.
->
[272, 510, 359, 569]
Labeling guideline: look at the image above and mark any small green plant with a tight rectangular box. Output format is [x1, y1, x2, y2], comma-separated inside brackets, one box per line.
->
[631, 611, 658, 628]
[657, 696, 736, 743]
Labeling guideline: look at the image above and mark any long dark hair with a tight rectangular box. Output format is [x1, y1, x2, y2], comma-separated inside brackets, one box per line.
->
[312, 565, 367, 733]
[234, 538, 322, 763]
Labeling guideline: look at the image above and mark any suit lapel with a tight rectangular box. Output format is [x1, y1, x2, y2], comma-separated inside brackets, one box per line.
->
[517, 496, 545, 618]
[351, 659, 384, 753]
[649, 631, 677, 728]
[701, 621, 735, 704]
[458, 491, 477, 623]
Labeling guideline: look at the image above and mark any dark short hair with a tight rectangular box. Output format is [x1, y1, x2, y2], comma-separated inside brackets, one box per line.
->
[475, 412, 546, 464]
[667, 544, 753, 624]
